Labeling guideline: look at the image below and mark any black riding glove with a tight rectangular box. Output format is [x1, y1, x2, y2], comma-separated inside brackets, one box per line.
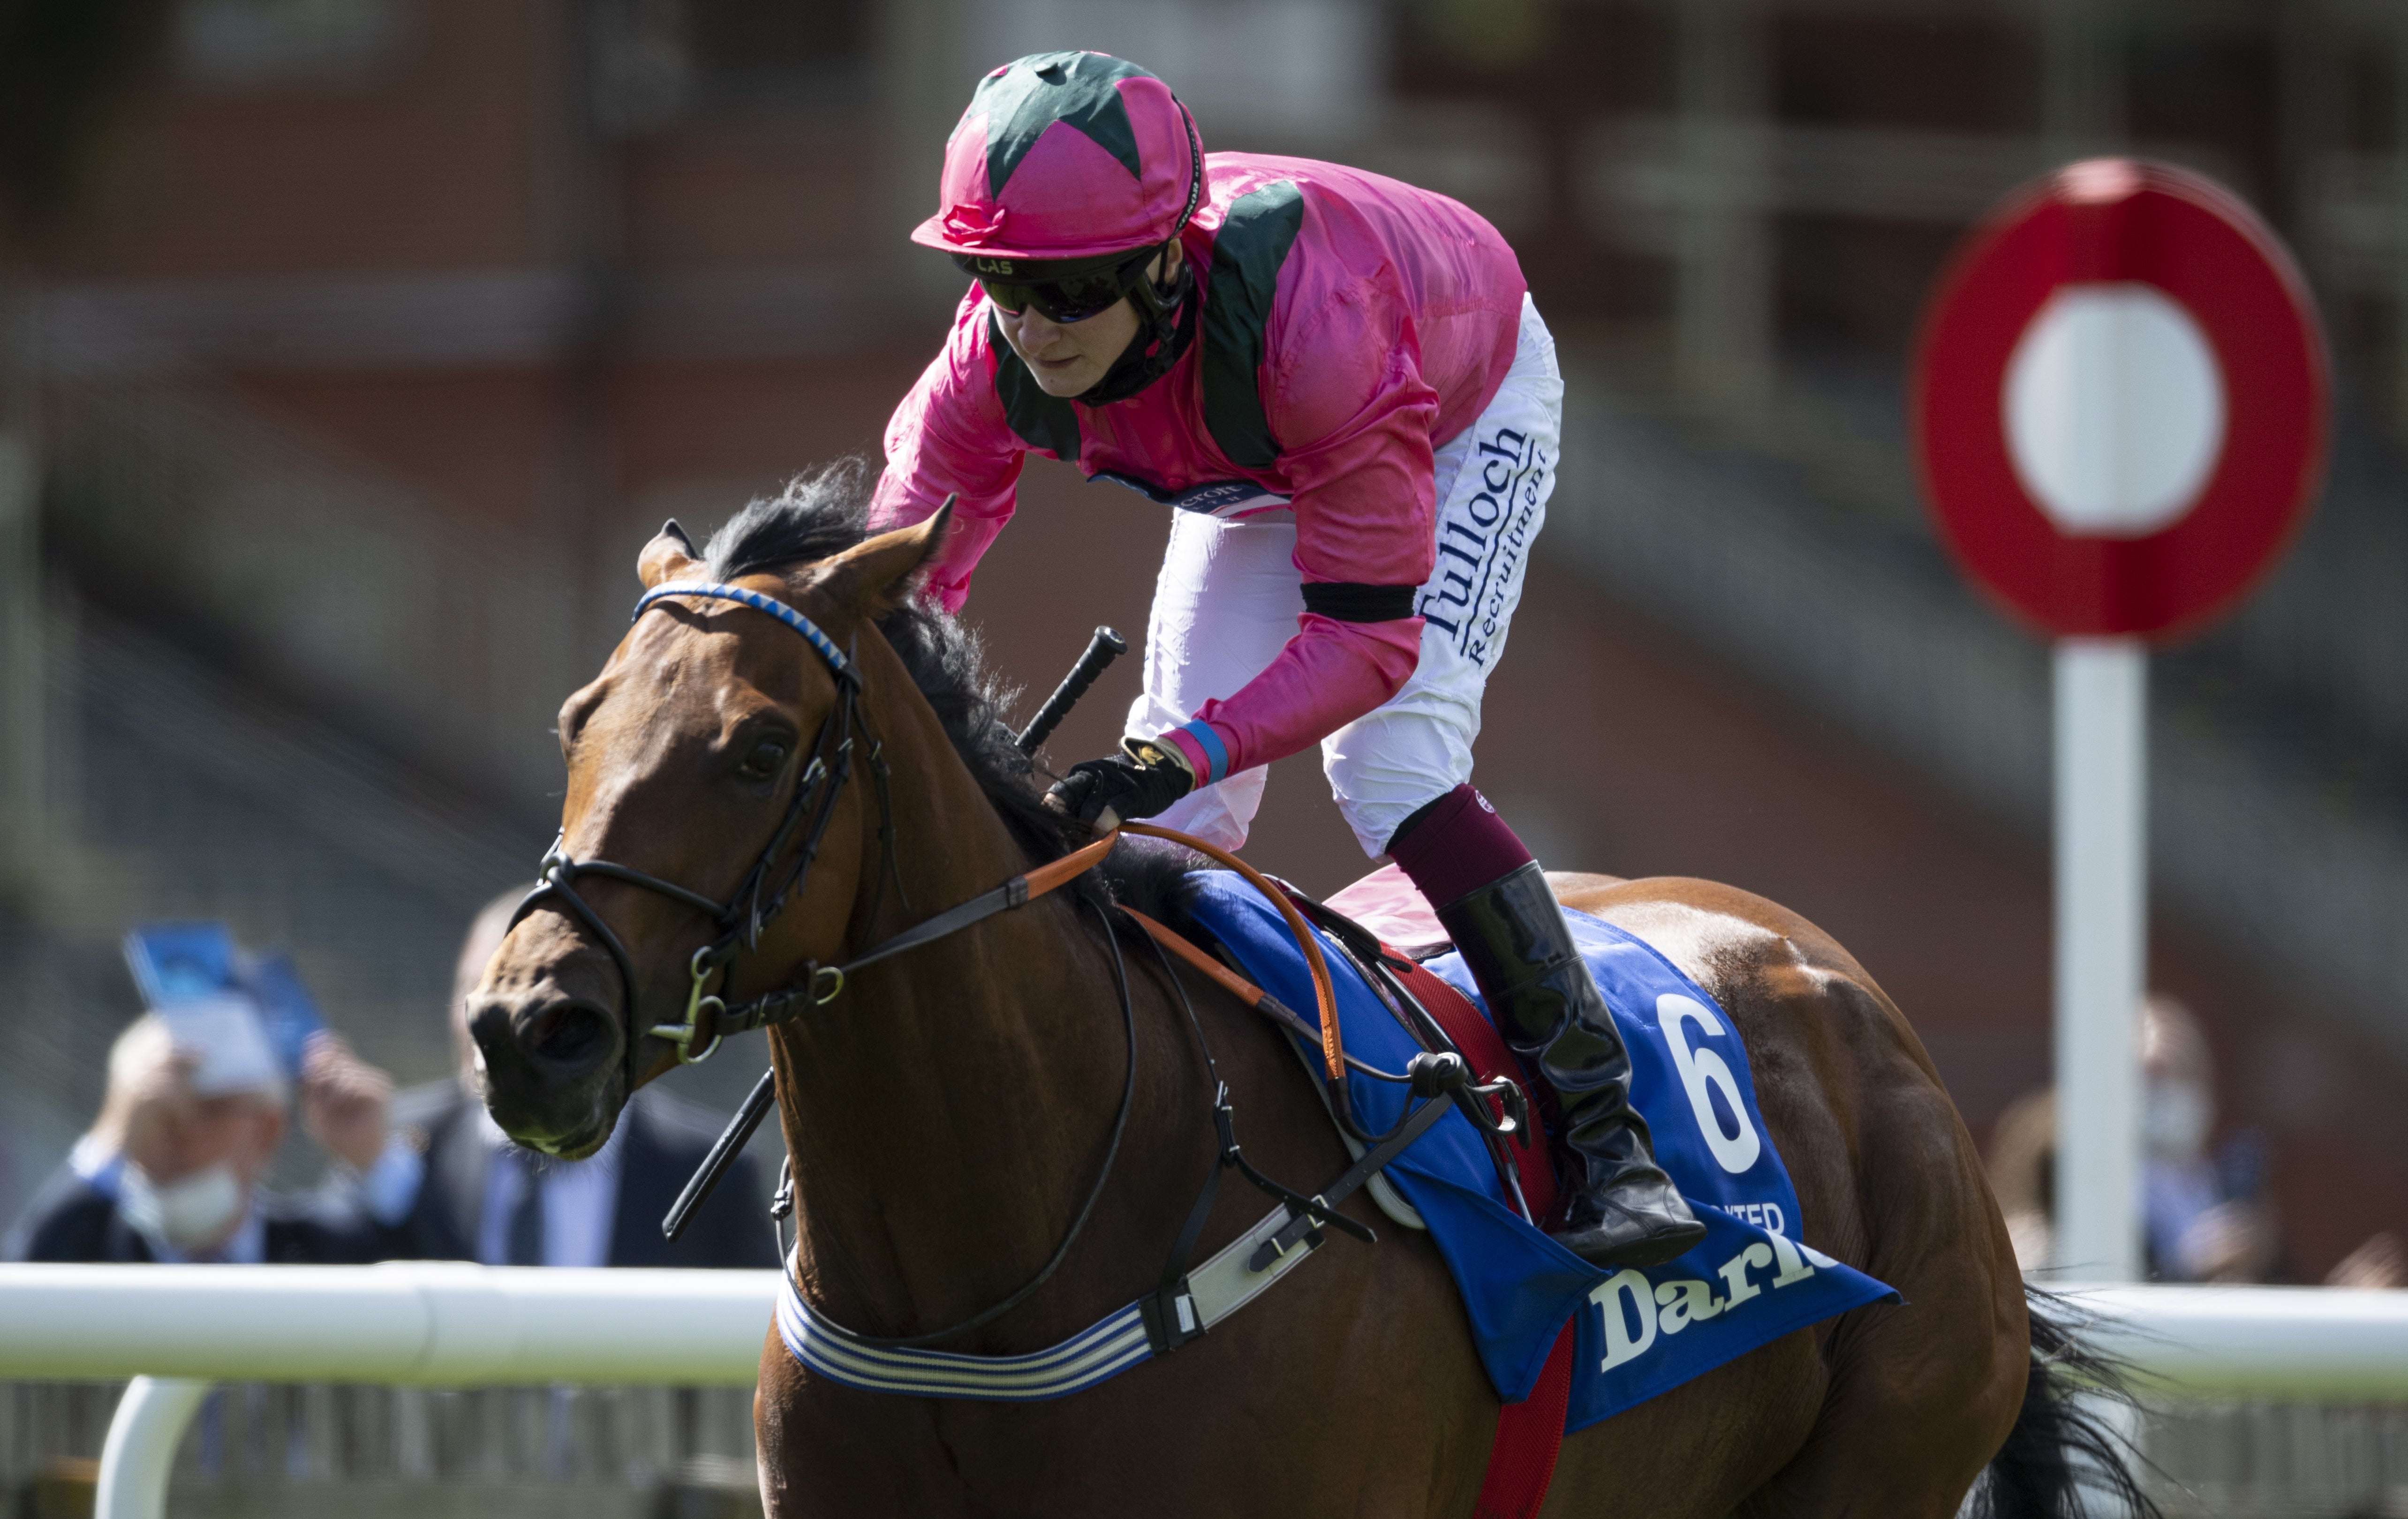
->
[1047, 737, 1198, 831]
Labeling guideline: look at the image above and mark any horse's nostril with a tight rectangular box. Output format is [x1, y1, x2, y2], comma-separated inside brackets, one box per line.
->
[526, 1000, 614, 1069]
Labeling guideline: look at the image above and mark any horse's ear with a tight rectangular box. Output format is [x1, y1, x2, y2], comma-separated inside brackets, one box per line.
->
[638, 520, 702, 590]
[805, 499, 953, 618]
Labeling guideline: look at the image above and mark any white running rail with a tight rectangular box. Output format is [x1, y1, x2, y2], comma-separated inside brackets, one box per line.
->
[6, 1267, 2408, 1518]
[0, 1262, 778, 1519]
[2051, 1282, 2408, 1400]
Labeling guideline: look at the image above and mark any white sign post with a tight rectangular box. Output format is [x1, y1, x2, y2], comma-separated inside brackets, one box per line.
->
[2052, 639, 2146, 1280]
[2008, 279, 2219, 1282]
[2008, 279, 2220, 1280]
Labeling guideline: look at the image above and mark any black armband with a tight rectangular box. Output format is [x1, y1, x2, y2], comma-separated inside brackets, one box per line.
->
[1299, 582, 1418, 623]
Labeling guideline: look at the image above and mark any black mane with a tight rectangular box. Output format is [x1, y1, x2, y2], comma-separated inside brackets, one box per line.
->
[698, 462, 1201, 913]
[703, 459, 885, 582]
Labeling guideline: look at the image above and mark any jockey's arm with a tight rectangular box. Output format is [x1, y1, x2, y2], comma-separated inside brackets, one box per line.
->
[865, 298, 1027, 612]
[868, 277, 1440, 786]
[1156, 317, 1440, 785]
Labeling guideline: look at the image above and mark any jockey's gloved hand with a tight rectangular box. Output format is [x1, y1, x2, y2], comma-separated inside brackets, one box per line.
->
[1047, 736, 1197, 831]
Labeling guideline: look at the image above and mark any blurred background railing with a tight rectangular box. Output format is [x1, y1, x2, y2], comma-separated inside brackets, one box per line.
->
[0, 1262, 780, 1518]
[7, 1378, 2408, 1518]
[2147, 1402, 2408, 1519]
[6, 1271, 2408, 1518]
[0, 1381, 762, 1519]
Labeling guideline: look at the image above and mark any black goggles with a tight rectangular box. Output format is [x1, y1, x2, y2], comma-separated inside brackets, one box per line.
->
[955, 247, 1161, 325]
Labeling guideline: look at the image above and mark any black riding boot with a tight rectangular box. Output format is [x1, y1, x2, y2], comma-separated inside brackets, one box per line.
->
[1438, 862, 1707, 1269]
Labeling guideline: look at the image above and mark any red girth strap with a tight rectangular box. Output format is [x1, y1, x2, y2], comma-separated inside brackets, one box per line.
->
[1380, 954, 1574, 1519]
[1382, 957, 1558, 1220]
[1121, 851, 1574, 1517]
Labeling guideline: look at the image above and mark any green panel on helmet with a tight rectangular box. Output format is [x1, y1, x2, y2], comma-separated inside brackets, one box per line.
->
[974, 52, 1152, 196]
[1201, 180, 1305, 469]
[988, 313, 1083, 461]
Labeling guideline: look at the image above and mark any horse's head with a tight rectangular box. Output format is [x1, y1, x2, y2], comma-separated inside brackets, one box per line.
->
[468, 488, 949, 1156]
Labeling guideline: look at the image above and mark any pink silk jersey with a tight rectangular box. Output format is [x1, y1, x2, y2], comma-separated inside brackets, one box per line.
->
[869, 152, 1526, 782]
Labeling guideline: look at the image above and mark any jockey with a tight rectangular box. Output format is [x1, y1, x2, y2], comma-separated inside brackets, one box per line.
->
[868, 51, 1703, 1269]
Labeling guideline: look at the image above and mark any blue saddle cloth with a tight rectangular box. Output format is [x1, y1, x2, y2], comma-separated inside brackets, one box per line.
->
[1179, 871, 1899, 1433]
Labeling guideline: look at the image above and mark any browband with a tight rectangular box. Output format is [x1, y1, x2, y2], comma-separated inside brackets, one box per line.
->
[633, 581, 859, 688]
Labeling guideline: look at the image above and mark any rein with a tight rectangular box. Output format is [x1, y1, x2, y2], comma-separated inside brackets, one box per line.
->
[516, 573, 1475, 1358]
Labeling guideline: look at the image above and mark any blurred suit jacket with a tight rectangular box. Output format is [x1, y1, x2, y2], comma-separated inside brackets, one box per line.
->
[2, 1170, 384, 1264]
[385, 1080, 780, 1270]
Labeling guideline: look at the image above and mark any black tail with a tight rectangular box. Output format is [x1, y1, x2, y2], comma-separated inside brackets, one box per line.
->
[1970, 1285, 2165, 1519]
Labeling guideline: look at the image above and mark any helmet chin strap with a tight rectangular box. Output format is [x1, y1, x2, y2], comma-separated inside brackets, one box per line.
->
[1077, 98, 1204, 408]
[1076, 254, 1197, 406]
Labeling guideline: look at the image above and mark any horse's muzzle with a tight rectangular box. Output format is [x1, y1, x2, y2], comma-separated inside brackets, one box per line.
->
[469, 985, 625, 1157]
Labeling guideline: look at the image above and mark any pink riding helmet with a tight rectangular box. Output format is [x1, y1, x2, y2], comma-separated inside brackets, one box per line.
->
[912, 51, 1203, 265]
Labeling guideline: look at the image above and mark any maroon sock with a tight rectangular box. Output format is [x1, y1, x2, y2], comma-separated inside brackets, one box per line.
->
[1387, 784, 1535, 911]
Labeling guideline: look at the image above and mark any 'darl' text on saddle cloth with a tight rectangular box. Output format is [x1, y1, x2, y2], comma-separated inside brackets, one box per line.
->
[1178, 874, 1900, 1434]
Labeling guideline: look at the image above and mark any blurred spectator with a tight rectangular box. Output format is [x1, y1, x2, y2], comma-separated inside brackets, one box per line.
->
[1985, 993, 2277, 1282]
[1987, 1087, 2055, 1272]
[2325, 1232, 2407, 1290]
[2138, 995, 2277, 1283]
[372, 890, 778, 1269]
[2, 1005, 397, 1263]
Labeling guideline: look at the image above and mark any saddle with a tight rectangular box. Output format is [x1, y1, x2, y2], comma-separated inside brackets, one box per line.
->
[1113, 858, 1575, 1519]
[1165, 858, 1899, 1481]
[1279, 873, 1555, 1226]
[1248, 867, 1581, 1519]
[1127, 869, 1551, 1225]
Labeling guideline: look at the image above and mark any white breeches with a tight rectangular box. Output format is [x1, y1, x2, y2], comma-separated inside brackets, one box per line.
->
[1124, 292, 1564, 857]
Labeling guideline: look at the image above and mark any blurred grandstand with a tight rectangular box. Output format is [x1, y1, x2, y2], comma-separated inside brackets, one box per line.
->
[0, 0, 2402, 1303]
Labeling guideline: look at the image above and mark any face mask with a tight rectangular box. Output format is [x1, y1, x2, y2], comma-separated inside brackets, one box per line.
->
[2143, 1080, 2212, 1159]
[119, 1161, 248, 1251]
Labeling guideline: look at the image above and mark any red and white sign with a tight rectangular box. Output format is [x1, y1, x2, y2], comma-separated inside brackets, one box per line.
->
[1911, 159, 2330, 641]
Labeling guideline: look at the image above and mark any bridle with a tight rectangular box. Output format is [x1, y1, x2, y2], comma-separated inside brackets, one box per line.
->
[506, 570, 1524, 1353]
[506, 571, 1155, 1350]
[512, 579, 882, 1078]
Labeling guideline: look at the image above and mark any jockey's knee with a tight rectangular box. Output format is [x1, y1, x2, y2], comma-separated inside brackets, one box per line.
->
[1325, 713, 1477, 858]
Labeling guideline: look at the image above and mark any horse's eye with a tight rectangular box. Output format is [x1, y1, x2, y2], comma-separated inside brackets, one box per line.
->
[737, 740, 787, 781]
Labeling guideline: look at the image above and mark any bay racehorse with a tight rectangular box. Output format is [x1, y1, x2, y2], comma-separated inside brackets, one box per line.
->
[469, 470, 2145, 1516]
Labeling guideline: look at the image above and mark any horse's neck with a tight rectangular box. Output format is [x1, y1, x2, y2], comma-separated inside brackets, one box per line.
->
[770, 666, 1144, 1337]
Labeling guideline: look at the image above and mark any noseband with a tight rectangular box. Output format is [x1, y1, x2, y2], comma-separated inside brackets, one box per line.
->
[511, 579, 882, 1075]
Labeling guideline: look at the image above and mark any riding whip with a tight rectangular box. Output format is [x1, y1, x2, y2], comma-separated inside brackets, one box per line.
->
[1014, 626, 1128, 755]
[662, 1066, 778, 1242]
